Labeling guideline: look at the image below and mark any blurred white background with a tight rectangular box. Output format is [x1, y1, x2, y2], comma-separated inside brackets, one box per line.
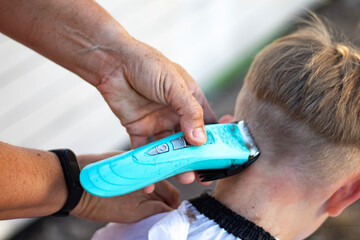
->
[0, 0, 325, 155]
[0, 0, 326, 238]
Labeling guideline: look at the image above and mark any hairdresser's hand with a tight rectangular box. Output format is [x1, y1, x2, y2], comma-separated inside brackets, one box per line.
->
[96, 38, 217, 149]
[96, 38, 216, 186]
[73, 153, 180, 223]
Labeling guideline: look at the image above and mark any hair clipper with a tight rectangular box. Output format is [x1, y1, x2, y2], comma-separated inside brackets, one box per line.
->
[80, 121, 259, 197]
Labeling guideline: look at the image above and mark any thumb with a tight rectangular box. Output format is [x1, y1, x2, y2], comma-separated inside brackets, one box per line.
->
[167, 81, 207, 146]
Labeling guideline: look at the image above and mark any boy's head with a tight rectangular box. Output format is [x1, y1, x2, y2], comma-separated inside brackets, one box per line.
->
[237, 14, 360, 183]
[215, 15, 360, 239]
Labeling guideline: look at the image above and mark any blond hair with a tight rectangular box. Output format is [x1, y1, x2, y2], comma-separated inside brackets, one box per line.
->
[236, 15, 360, 182]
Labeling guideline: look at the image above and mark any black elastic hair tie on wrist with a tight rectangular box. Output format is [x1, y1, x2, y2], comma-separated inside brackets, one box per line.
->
[50, 149, 84, 217]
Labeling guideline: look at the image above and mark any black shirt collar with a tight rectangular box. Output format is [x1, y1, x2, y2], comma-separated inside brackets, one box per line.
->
[189, 193, 276, 240]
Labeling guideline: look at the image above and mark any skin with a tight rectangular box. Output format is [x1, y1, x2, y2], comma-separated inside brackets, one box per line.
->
[73, 152, 181, 223]
[213, 100, 360, 239]
[0, 0, 216, 147]
[0, 144, 181, 222]
[0, 0, 216, 220]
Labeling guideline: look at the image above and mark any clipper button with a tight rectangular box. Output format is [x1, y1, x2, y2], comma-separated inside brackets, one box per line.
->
[148, 143, 169, 155]
[171, 137, 191, 150]
[156, 144, 169, 153]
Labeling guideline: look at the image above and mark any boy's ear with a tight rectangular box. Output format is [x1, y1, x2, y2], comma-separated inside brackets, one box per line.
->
[218, 115, 235, 123]
[326, 178, 360, 217]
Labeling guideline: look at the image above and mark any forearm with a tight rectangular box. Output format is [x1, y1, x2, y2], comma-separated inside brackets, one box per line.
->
[0, 0, 130, 86]
[0, 142, 67, 219]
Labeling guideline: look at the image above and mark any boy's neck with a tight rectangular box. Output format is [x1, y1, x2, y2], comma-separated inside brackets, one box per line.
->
[213, 161, 328, 240]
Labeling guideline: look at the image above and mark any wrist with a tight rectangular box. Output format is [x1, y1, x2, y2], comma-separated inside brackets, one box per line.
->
[76, 23, 134, 87]
[46, 152, 69, 214]
[70, 191, 93, 218]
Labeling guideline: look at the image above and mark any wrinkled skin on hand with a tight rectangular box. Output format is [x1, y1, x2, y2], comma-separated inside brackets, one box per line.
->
[72, 153, 181, 223]
[96, 37, 217, 186]
[72, 180, 180, 223]
[96, 37, 217, 149]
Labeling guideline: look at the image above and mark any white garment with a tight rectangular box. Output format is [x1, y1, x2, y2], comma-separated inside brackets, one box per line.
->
[92, 201, 242, 240]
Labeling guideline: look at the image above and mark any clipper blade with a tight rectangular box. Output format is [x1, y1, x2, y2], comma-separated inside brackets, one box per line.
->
[237, 121, 259, 161]
[198, 121, 259, 182]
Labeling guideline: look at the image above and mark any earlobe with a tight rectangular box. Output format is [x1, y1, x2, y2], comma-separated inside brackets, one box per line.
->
[326, 178, 360, 217]
[218, 115, 235, 124]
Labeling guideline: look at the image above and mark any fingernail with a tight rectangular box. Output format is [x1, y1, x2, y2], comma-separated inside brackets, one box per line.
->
[192, 127, 206, 140]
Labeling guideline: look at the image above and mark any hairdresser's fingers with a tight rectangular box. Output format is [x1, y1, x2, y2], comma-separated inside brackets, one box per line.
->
[166, 88, 206, 147]
[218, 114, 235, 124]
[153, 180, 181, 208]
[130, 135, 150, 149]
[190, 86, 217, 125]
[142, 184, 155, 194]
[154, 130, 175, 141]
[161, 66, 207, 146]
[175, 63, 217, 125]
[195, 173, 213, 186]
[127, 108, 180, 148]
[174, 171, 196, 184]
[202, 100, 218, 124]
[174, 171, 213, 186]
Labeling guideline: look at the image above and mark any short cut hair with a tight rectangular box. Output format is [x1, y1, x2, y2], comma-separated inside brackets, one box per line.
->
[247, 14, 360, 147]
[235, 14, 360, 182]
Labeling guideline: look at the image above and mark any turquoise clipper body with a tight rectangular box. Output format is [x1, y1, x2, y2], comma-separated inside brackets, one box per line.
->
[80, 121, 259, 197]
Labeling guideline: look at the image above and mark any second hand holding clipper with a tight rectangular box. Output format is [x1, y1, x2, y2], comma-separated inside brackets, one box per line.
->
[80, 121, 259, 197]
